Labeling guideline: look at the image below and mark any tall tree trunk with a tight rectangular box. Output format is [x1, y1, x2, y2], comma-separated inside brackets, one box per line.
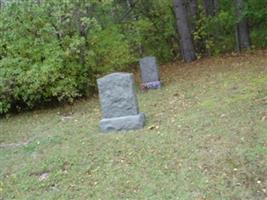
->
[187, 0, 198, 33]
[173, 0, 196, 62]
[188, 0, 198, 19]
[203, 0, 218, 16]
[235, 0, 250, 51]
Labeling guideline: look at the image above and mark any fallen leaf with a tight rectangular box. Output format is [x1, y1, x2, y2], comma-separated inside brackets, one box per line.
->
[39, 173, 49, 181]
[148, 125, 159, 130]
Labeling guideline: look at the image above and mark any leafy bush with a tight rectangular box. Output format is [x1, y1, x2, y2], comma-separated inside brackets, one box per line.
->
[0, 1, 133, 114]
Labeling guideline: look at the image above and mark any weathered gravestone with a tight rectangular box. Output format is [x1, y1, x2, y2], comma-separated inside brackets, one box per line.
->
[97, 73, 145, 132]
[139, 56, 161, 90]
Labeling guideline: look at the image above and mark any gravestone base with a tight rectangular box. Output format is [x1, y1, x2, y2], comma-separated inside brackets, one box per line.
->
[100, 113, 145, 133]
[141, 81, 161, 91]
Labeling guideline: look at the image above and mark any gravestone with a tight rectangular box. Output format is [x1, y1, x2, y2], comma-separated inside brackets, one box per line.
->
[97, 73, 145, 132]
[139, 56, 161, 90]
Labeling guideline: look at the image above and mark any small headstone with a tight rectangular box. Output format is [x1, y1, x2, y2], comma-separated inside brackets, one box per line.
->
[139, 56, 161, 90]
[97, 73, 145, 132]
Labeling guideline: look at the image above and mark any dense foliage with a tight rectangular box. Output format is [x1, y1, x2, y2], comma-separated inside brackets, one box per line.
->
[0, 0, 267, 114]
[0, 0, 133, 114]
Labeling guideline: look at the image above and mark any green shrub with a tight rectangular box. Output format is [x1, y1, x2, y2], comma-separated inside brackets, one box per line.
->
[0, 1, 133, 114]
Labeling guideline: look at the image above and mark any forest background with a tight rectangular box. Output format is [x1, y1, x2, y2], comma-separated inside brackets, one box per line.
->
[0, 0, 266, 114]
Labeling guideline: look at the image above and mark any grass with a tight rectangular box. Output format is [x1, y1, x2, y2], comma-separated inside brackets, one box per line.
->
[0, 51, 267, 200]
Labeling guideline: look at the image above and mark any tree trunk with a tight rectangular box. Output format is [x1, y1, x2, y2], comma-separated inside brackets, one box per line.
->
[187, 0, 198, 33]
[235, 0, 250, 51]
[188, 0, 198, 19]
[173, 0, 196, 62]
[203, 0, 218, 16]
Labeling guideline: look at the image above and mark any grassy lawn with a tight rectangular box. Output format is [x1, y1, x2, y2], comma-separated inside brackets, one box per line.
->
[0, 51, 267, 200]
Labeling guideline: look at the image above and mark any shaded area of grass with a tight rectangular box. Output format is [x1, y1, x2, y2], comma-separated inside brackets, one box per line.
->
[0, 51, 267, 199]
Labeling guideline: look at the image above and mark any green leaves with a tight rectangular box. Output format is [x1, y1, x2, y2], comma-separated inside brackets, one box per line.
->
[0, 1, 133, 114]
